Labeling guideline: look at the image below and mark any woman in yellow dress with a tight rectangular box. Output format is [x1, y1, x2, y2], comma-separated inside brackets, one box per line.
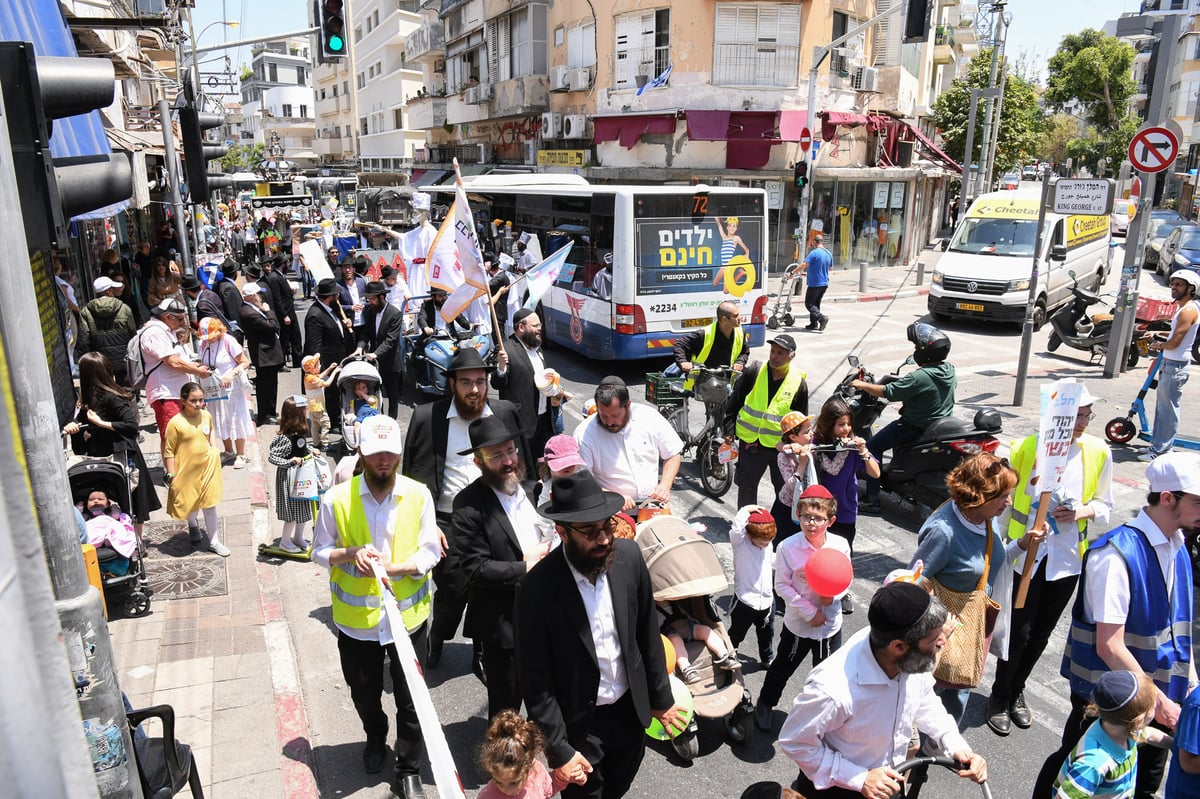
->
[164, 382, 228, 556]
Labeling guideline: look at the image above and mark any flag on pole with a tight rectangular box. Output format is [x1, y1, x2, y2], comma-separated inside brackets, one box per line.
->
[426, 163, 489, 323]
[636, 63, 673, 96]
[522, 242, 574, 311]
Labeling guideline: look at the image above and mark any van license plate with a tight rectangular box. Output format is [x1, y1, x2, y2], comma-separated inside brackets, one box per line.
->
[956, 302, 985, 312]
[681, 318, 710, 328]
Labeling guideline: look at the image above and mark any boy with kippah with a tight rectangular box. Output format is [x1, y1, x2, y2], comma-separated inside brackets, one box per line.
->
[727, 505, 778, 668]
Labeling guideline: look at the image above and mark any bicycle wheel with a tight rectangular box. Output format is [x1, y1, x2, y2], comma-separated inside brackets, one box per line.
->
[698, 439, 733, 498]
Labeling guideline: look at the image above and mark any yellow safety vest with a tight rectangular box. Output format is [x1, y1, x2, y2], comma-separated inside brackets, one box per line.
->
[328, 475, 433, 633]
[735, 364, 806, 449]
[685, 321, 745, 391]
[1006, 433, 1108, 558]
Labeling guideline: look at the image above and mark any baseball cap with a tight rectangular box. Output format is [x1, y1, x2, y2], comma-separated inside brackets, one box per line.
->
[93, 276, 116, 293]
[1145, 451, 1200, 494]
[768, 333, 797, 353]
[241, 282, 267, 297]
[152, 298, 187, 316]
[358, 415, 403, 456]
[542, 434, 585, 472]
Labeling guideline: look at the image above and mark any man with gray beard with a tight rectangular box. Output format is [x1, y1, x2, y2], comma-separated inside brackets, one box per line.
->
[778, 582, 988, 799]
[450, 416, 555, 717]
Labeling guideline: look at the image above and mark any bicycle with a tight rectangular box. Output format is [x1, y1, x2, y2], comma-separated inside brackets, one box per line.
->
[646, 365, 737, 498]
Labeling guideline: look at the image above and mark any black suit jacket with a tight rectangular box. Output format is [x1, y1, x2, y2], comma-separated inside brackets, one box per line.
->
[337, 275, 368, 320]
[491, 335, 543, 437]
[357, 303, 405, 375]
[451, 478, 539, 648]
[262, 269, 296, 318]
[416, 298, 468, 334]
[515, 539, 674, 768]
[303, 300, 351, 365]
[239, 303, 285, 368]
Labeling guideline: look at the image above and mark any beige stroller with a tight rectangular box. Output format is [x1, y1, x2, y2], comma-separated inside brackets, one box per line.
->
[636, 515, 754, 762]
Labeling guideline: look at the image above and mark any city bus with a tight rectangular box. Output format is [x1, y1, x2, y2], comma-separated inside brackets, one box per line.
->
[428, 175, 768, 360]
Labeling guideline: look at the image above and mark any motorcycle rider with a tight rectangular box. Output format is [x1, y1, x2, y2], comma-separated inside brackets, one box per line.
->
[673, 301, 749, 390]
[852, 322, 957, 515]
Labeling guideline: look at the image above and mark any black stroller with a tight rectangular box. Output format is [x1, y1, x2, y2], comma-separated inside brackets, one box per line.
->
[69, 459, 153, 618]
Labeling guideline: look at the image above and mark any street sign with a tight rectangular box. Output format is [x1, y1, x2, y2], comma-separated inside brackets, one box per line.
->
[1051, 179, 1115, 215]
[799, 127, 812, 152]
[765, 180, 784, 210]
[1128, 124, 1179, 174]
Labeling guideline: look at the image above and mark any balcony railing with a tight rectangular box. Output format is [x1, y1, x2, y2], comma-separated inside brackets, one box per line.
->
[711, 43, 801, 88]
[935, 26, 956, 48]
[406, 19, 446, 63]
[614, 44, 671, 90]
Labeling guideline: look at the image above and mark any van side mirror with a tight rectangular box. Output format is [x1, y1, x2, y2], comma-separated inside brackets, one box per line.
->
[1050, 244, 1068, 261]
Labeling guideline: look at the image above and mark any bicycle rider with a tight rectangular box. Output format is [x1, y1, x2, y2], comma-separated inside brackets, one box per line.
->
[673, 301, 749, 390]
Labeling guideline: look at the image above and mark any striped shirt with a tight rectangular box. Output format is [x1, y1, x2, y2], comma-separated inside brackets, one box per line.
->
[1053, 720, 1137, 799]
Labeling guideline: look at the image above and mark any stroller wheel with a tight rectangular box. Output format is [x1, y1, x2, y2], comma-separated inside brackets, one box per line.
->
[1104, 417, 1137, 444]
[766, 315, 779, 330]
[671, 729, 699, 763]
[124, 591, 151, 618]
[781, 313, 794, 327]
[724, 712, 749, 744]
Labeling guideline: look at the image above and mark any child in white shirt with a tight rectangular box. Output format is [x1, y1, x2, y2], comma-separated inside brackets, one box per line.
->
[727, 505, 777, 667]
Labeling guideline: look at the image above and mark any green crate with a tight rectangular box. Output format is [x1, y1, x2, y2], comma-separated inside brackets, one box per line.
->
[645, 372, 686, 410]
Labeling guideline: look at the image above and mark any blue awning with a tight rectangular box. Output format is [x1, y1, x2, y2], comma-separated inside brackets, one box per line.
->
[0, 0, 131, 221]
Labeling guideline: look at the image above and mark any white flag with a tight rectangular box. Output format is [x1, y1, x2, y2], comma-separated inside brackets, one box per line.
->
[523, 242, 574, 310]
[426, 182, 489, 323]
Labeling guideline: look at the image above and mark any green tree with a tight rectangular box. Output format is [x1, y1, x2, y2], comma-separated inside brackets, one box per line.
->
[933, 48, 1043, 176]
[219, 142, 265, 173]
[1044, 29, 1136, 131]
[1039, 112, 1082, 165]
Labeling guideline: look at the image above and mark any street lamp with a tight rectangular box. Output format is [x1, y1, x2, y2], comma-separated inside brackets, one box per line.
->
[196, 20, 240, 42]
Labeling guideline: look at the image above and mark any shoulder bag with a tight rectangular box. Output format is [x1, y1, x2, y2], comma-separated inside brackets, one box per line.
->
[929, 522, 1002, 689]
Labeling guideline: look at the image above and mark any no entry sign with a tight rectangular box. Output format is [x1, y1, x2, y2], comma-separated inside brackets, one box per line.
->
[1128, 124, 1180, 173]
[799, 127, 812, 152]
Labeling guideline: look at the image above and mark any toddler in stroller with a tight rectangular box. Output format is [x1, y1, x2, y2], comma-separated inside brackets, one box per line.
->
[69, 459, 152, 617]
[336, 357, 383, 453]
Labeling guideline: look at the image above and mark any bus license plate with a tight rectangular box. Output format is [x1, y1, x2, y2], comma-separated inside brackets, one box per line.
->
[681, 318, 710, 328]
[956, 302, 985, 313]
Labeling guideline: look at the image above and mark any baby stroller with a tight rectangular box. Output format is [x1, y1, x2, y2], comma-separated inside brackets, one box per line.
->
[636, 515, 753, 763]
[69, 459, 153, 618]
[336, 355, 384, 455]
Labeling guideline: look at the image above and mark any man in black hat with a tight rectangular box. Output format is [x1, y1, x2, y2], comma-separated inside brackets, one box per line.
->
[180, 273, 229, 335]
[402, 347, 531, 672]
[516, 471, 687, 798]
[338, 257, 368, 338]
[778, 582, 987, 799]
[492, 308, 558, 459]
[215, 260, 245, 343]
[262, 253, 302, 368]
[305, 278, 353, 426]
[356, 280, 405, 419]
[450, 416, 553, 717]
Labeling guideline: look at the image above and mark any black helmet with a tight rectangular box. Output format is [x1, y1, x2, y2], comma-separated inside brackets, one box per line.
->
[908, 322, 951, 365]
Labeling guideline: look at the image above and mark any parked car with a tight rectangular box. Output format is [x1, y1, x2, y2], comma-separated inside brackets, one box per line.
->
[1111, 207, 1130, 236]
[1022, 165, 1037, 181]
[1144, 218, 1192, 271]
[1162, 225, 1200, 277]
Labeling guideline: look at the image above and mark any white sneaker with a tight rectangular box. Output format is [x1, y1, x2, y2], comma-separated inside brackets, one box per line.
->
[1137, 451, 1161, 463]
[279, 538, 303, 553]
[291, 538, 310, 551]
[208, 540, 231, 557]
[233, 455, 248, 469]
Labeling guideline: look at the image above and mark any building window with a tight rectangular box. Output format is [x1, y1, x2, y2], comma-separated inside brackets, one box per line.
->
[320, 88, 326, 99]
[300, 104, 308, 117]
[297, 67, 306, 84]
[331, 84, 338, 97]
[269, 63, 278, 82]
[345, 125, 351, 137]
[394, 108, 404, 129]
[1194, 37, 1200, 61]
[360, 117, 369, 135]
[567, 22, 596, 68]
[354, 26, 362, 42]
[712, 3, 801, 88]
[282, 103, 293, 117]
[487, 4, 548, 82]
[343, 80, 349, 94]
[373, 10, 380, 27]
[831, 12, 849, 76]
[614, 9, 669, 91]
[449, 47, 482, 91]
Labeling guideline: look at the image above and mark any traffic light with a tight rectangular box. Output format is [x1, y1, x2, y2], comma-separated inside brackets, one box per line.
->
[320, 0, 348, 59]
[903, 0, 934, 44]
[0, 42, 132, 251]
[793, 160, 809, 190]
[180, 104, 232, 204]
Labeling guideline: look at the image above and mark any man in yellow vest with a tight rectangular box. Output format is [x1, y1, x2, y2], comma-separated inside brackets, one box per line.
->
[985, 384, 1113, 738]
[673, 301, 749, 390]
[724, 333, 809, 509]
[312, 414, 443, 799]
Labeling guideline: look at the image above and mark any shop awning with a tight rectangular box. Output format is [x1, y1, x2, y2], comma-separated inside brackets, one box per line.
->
[778, 110, 809, 141]
[0, 0, 131, 221]
[412, 170, 450, 187]
[820, 111, 871, 142]
[685, 110, 783, 170]
[907, 124, 962, 174]
[593, 113, 677, 149]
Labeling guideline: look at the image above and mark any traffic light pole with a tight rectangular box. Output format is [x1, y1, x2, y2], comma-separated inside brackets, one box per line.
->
[159, 99, 195, 276]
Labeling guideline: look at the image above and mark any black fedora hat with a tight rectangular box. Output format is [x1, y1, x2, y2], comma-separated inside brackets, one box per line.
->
[456, 416, 521, 455]
[364, 280, 389, 297]
[244, 263, 263, 280]
[179, 274, 203, 292]
[537, 471, 624, 523]
[315, 278, 340, 298]
[446, 347, 492, 374]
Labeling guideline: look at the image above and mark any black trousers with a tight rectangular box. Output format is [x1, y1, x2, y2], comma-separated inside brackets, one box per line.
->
[254, 365, 280, 423]
[324, 382, 342, 432]
[480, 639, 521, 720]
[990, 561, 1078, 706]
[829, 520, 857, 557]
[735, 441, 785, 510]
[561, 691, 645, 799]
[279, 317, 303, 367]
[728, 597, 774, 663]
[1032, 690, 1170, 799]
[531, 409, 554, 466]
[430, 510, 469, 648]
[758, 627, 841, 709]
[791, 770, 863, 799]
[380, 367, 403, 420]
[805, 285, 828, 326]
[337, 623, 428, 776]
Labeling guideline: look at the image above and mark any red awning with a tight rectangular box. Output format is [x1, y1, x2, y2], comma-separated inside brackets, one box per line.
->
[593, 114, 678, 149]
[685, 110, 731, 141]
[685, 110, 782, 170]
[778, 110, 809, 141]
[820, 111, 870, 142]
[908, 124, 963, 174]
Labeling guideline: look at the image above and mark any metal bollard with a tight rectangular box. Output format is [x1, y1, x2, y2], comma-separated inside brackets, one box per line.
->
[859, 261, 868, 293]
[916, 261, 926, 285]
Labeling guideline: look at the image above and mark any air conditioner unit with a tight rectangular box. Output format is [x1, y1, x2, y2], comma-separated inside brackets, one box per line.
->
[523, 140, 538, 165]
[464, 86, 479, 104]
[563, 114, 588, 139]
[569, 67, 591, 92]
[541, 111, 562, 138]
[477, 83, 494, 101]
[552, 65, 571, 91]
[477, 143, 492, 163]
[851, 65, 878, 92]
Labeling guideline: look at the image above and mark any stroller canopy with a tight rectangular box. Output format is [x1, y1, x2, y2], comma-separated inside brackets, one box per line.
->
[635, 516, 727, 602]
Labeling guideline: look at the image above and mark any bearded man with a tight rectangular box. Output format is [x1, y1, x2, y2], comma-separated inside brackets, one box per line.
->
[450, 416, 555, 717]
[402, 348, 532, 673]
[777, 582, 988, 799]
[492, 308, 559, 458]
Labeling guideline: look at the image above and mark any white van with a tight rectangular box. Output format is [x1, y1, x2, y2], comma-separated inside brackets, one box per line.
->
[928, 189, 1111, 328]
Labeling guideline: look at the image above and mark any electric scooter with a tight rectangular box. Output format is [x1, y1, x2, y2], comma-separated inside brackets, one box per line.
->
[838, 355, 1004, 510]
[1046, 270, 1142, 368]
[1103, 343, 1200, 454]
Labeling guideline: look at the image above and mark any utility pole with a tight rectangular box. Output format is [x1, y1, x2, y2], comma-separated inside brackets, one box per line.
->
[974, 0, 1008, 197]
[160, 98, 195, 276]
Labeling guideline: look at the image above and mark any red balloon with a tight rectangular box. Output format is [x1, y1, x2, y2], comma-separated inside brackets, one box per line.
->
[804, 548, 853, 597]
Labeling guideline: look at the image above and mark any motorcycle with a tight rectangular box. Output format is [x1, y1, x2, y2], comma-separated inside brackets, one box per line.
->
[1046, 270, 1142, 368]
[406, 327, 493, 396]
[837, 355, 1004, 510]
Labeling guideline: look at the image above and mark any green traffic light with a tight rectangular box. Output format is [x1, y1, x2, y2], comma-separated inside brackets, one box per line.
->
[328, 34, 345, 53]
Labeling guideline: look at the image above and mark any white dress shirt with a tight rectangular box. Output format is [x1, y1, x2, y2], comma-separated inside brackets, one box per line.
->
[574, 404, 683, 502]
[1082, 508, 1185, 626]
[142, 318, 192, 403]
[493, 485, 553, 554]
[729, 516, 774, 611]
[437, 403, 493, 513]
[776, 532, 851, 639]
[312, 475, 442, 645]
[565, 558, 628, 705]
[526, 344, 547, 416]
[345, 280, 364, 326]
[779, 628, 970, 793]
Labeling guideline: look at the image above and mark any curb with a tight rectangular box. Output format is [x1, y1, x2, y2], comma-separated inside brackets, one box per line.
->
[828, 287, 931, 304]
[245, 422, 269, 508]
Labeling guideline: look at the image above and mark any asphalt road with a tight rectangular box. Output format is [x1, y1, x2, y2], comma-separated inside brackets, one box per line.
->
[275, 249, 1195, 799]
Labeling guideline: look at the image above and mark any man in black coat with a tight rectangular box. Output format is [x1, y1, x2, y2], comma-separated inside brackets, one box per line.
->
[239, 283, 285, 425]
[356, 280, 405, 419]
[337, 257, 368, 339]
[492, 308, 558, 459]
[181, 274, 229, 333]
[401, 348, 532, 673]
[304, 278, 353, 426]
[215, 261, 245, 343]
[262, 253, 302, 368]
[516, 471, 686, 798]
[450, 415, 552, 717]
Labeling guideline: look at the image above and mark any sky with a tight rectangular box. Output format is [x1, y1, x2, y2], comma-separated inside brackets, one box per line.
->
[191, 0, 1143, 89]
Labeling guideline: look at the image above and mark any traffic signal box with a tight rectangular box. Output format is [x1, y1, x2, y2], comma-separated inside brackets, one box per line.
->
[793, 160, 809, 190]
[180, 104, 232, 204]
[320, 0, 348, 59]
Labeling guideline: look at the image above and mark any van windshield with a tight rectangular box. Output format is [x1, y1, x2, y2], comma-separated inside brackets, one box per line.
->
[948, 217, 1039, 257]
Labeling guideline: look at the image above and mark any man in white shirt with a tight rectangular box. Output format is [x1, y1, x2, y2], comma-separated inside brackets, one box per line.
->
[574, 378, 683, 512]
[779, 582, 987, 799]
[141, 298, 212, 449]
[311, 415, 442, 798]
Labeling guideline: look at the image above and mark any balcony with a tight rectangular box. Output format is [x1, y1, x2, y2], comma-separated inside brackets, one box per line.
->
[933, 26, 956, 64]
[405, 19, 445, 64]
[406, 95, 447, 129]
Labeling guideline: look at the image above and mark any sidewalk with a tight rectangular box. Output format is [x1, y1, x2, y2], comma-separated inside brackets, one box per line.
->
[770, 245, 940, 306]
[106, 404, 318, 799]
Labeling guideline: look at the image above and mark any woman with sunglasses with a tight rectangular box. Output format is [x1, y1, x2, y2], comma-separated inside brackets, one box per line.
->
[163, 382, 228, 556]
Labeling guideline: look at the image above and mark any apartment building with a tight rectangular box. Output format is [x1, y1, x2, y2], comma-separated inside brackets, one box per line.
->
[313, 58, 358, 168]
[239, 38, 318, 171]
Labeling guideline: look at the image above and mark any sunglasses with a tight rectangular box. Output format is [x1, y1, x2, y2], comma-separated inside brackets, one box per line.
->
[562, 517, 616, 540]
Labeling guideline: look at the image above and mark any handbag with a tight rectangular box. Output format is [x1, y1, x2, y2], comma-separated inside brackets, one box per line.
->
[289, 457, 320, 501]
[313, 455, 333, 493]
[198, 347, 228, 401]
[929, 522, 1002, 689]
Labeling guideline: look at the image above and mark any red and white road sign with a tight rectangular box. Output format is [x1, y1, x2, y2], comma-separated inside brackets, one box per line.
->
[1128, 125, 1180, 173]
[799, 127, 812, 152]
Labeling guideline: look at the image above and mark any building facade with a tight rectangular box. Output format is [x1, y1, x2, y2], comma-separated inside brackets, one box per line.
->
[239, 38, 318, 172]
